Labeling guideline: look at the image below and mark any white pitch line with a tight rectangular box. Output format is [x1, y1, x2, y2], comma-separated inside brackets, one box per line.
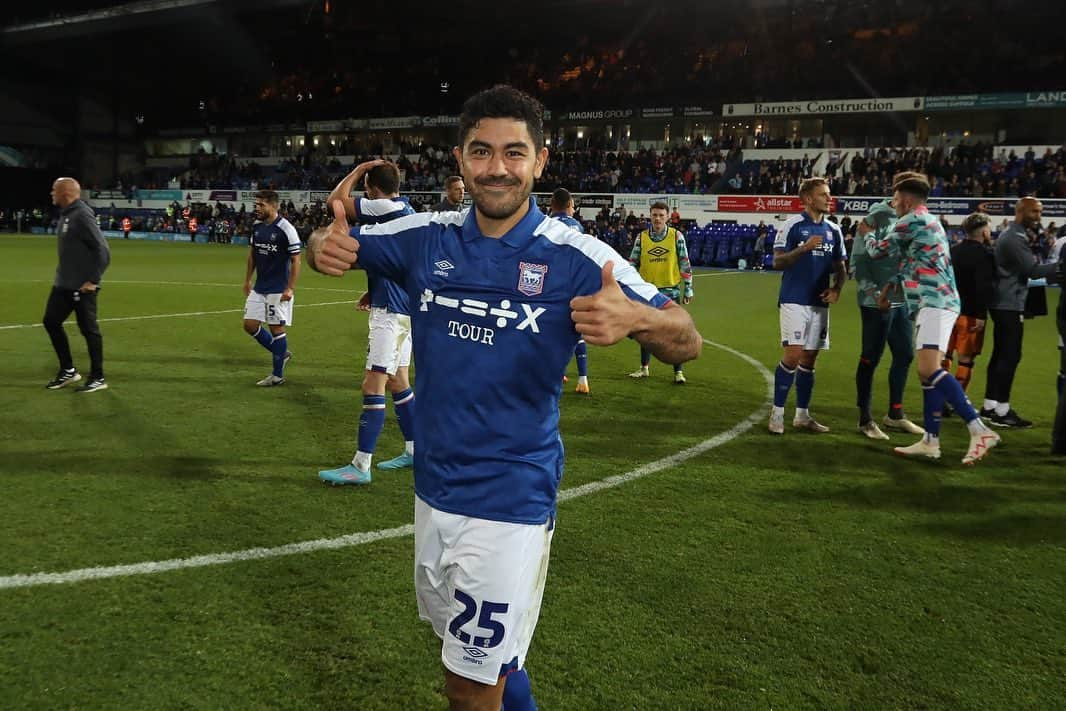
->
[9, 279, 357, 294]
[0, 338, 771, 590]
[693, 271, 754, 278]
[0, 300, 354, 330]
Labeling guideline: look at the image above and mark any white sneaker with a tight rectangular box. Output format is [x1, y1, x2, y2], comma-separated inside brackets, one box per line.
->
[793, 417, 830, 433]
[859, 421, 890, 440]
[962, 429, 1001, 465]
[768, 410, 785, 435]
[628, 367, 650, 379]
[882, 416, 925, 435]
[894, 438, 941, 460]
[256, 374, 285, 387]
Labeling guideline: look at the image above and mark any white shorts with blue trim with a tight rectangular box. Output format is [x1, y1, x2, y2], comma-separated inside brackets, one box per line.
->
[414, 496, 554, 685]
[365, 307, 412, 375]
[779, 303, 829, 350]
[243, 290, 294, 326]
[914, 307, 958, 353]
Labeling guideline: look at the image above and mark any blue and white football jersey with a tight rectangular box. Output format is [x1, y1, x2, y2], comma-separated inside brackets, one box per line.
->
[356, 197, 417, 314]
[549, 212, 584, 233]
[251, 217, 301, 294]
[773, 212, 845, 306]
[354, 197, 669, 524]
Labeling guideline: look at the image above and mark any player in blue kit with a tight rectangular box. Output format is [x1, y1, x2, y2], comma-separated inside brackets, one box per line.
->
[241, 189, 301, 386]
[548, 187, 591, 394]
[318, 160, 418, 485]
[308, 85, 702, 711]
[769, 177, 847, 434]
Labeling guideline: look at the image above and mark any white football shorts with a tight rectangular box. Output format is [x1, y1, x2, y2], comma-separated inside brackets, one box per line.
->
[779, 303, 830, 350]
[244, 290, 294, 326]
[414, 496, 554, 685]
[365, 307, 412, 375]
[914, 306, 958, 353]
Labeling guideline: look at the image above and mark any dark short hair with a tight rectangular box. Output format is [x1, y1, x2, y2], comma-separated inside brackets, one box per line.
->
[892, 171, 930, 200]
[256, 189, 279, 205]
[367, 162, 400, 195]
[962, 212, 991, 234]
[650, 201, 669, 212]
[551, 187, 572, 211]
[444, 175, 464, 187]
[799, 177, 828, 198]
[458, 85, 545, 150]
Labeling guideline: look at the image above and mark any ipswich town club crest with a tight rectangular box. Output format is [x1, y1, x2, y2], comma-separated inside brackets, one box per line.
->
[517, 262, 548, 296]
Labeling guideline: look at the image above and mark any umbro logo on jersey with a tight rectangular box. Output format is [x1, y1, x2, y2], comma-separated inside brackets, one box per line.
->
[647, 246, 670, 258]
[434, 259, 454, 271]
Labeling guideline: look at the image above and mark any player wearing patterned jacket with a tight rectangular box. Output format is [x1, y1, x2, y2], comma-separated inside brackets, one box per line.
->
[852, 198, 924, 440]
[863, 172, 999, 464]
[308, 85, 701, 711]
[241, 189, 301, 386]
[319, 160, 418, 485]
[548, 187, 592, 394]
[769, 177, 847, 434]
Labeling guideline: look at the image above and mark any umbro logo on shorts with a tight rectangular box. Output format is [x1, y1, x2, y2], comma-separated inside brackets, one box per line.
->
[434, 260, 455, 271]
[462, 647, 488, 658]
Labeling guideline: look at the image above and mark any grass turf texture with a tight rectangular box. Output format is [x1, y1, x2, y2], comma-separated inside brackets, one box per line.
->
[1, 234, 1064, 709]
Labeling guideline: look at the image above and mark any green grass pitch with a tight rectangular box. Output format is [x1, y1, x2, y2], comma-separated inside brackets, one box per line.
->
[1, 234, 1064, 709]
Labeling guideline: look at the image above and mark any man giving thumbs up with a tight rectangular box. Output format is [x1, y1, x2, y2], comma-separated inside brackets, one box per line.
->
[307, 85, 700, 711]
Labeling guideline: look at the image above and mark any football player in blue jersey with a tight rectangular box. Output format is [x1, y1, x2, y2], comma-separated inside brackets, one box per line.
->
[318, 160, 419, 485]
[769, 177, 847, 434]
[308, 85, 701, 711]
[242, 189, 301, 386]
[548, 187, 591, 394]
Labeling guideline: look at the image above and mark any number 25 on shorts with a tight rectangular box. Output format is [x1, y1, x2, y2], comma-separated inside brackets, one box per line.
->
[448, 590, 509, 649]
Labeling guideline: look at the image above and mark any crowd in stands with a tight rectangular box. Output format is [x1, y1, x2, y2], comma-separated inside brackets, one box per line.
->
[122, 1, 1061, 129]
[115, 142, 1066, 201]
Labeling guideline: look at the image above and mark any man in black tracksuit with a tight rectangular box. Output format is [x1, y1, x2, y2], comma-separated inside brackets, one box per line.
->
[981, 197, 1058, 427]
[43, 177, 111, 392]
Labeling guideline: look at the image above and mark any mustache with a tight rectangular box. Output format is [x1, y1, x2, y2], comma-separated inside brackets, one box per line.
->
[475, 177, 521, 187]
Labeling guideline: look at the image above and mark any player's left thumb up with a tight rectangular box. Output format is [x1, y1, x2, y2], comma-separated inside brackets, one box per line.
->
[601, 261, 619, 289]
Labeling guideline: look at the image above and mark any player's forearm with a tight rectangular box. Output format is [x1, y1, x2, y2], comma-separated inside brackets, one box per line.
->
[832, 261, 847, 291]
[863, 233, 891, 259]
[287, 256, 301, 291]
[244, 252, 255, 283]
[772, 245, 808, 270]
[631, 301, 702, 364]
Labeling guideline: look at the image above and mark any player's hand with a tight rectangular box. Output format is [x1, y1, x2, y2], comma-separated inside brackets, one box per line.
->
[78, 281, 98, 293]
[281, 288, 294, 302]
[803, 235, 824, 252]
[570, 261, 639, 346]
[820, 287, 840, 305]
[356, 291, 371, 311]
[875, 283, 894, 312]
[312, 202, 360, 276]
[971, 318, 985, 333]
[242, 281, 251, 297]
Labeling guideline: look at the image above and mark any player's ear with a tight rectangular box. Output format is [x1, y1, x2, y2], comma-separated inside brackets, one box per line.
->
[533, 146, 549, 179]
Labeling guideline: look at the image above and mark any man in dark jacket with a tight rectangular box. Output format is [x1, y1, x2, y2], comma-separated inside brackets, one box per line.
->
[432, 175, 465, 212]
[43, 177, 111, 392]
[981, 197, 1058, 427]
[943, 213, 997, 400]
